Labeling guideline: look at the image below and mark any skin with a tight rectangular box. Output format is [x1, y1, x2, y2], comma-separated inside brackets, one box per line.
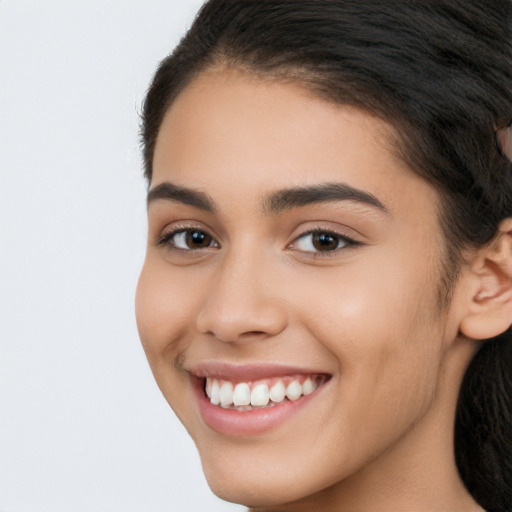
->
[136, 68, 486, 511]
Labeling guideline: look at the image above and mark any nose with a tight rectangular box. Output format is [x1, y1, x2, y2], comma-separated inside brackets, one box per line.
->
[195, 253, 287, 343]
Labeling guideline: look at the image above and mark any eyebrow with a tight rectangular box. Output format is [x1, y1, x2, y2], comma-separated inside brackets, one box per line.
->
[147, 181, 388, 215]
[147, 182, 216, 212]
[263, 182, 388, 214]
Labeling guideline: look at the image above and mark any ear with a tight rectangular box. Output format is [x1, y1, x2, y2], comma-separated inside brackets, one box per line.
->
[459, 218, 512, 340]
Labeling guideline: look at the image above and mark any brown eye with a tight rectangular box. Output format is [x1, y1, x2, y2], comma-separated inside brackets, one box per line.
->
[293, 230, 352, 253]
[161, 229, 218, 250]
[185, 230, 213, 248]
[311, 232, 339, 251]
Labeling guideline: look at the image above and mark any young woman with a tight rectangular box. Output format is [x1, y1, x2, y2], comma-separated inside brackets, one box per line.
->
[135, 1, 512, 510]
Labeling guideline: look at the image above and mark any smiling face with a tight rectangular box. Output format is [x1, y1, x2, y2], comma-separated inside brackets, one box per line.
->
[136, 69, 476, 510]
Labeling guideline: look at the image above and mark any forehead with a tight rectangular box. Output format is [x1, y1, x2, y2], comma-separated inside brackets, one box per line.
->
[152, 68, 439, 218]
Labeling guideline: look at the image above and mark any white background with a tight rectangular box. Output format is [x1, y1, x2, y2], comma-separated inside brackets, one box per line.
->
[0, 1, 243, 511]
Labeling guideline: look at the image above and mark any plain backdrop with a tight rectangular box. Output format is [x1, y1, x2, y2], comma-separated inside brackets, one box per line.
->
[0, 1, 243, 511]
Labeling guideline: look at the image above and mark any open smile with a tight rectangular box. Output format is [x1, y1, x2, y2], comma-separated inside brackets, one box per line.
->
[205, 374, 328, 410]
[190, 365, 332, 436]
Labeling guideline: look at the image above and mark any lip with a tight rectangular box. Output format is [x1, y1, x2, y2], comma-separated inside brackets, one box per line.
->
[189, 362, 332, 436]
[190, 361, 326, 381]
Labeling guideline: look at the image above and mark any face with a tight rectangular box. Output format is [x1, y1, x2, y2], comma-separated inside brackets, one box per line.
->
[136, 69, 465, 508]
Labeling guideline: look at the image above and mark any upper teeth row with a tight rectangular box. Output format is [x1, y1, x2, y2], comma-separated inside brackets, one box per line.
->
[205, 376, 321, 408]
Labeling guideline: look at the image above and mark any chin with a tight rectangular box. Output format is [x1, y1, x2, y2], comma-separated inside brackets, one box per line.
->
[194, 433, 354, 510]
[203, 465, 304, 509]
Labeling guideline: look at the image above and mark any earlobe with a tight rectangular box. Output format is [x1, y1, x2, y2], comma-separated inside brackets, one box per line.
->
[459, 218, 512, 340]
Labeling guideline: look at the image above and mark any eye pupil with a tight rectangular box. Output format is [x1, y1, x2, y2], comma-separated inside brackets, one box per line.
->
[312, 233, 338, 251]
[186, 230, 212, 248]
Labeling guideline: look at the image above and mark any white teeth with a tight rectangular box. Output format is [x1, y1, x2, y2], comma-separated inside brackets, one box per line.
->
[210, 379, 221, 405]
[269, 381, 286, 403]
[220, 381, 234, 408]
[251, 384, 270, 406]
[205, 375, 325, 408]
[302, 377, 314, 395]
[205, 377, 213, 397]
[233, 382, 251, 406]
[286, 381, 303, 401]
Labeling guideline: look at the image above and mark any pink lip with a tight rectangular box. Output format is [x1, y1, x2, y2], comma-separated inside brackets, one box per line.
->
[189, 363, 331, 436]
[190, 361, 325, 382]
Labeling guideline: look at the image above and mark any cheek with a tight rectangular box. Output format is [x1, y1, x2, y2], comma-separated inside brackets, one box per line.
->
[135, 258, 201, 364]
[292, 248, 445, 437]
[135, 258, 204, 427]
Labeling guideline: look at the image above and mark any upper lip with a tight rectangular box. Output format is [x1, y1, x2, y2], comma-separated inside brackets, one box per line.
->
[188, 361, 331, 382]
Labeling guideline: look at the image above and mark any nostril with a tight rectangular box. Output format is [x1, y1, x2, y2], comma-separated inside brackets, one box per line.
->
[238, 330, 268, 339]
[196, 295, 287, 342]
[202, 329, 269, 343]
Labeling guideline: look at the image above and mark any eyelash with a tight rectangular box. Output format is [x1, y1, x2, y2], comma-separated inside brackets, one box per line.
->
[157, 226, 361, 256]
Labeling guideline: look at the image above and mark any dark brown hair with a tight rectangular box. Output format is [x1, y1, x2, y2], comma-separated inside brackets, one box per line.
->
[141, 1, 512, 509]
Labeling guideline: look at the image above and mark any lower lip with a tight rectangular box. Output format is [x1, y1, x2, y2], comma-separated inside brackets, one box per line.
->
[192, 377, 328, 436]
